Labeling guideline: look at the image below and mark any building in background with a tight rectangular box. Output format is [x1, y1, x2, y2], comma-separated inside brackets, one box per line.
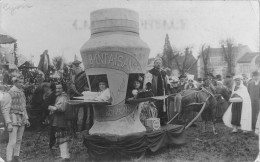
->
[237, 52, 260, 77]
[199, 44, 251, 77]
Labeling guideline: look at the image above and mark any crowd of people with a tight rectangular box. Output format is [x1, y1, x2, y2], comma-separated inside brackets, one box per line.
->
[0, 56, 260, 161]
[144, 57, 260, 162]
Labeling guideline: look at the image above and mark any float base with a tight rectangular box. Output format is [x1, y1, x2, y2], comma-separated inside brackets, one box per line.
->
[83, 124, 185, 160]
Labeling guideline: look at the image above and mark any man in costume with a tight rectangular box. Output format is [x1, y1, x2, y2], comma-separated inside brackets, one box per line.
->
[247, 71, 260, 130]
[48, 84, 71, 161]
[144, 57, 170, 125]
[3, 75, 30, 162]
[223, 75, 252, 133]
[0, 84, 14, 162]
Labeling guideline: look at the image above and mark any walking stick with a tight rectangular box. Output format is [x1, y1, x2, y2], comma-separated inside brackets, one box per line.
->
[163, 88, 166, 112]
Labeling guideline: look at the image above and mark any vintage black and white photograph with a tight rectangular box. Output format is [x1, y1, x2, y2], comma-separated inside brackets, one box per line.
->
[0, 0, 259, 161]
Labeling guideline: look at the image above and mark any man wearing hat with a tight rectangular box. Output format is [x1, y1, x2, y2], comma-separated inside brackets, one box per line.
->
[223, 75, 233, 92]
[144, 57, 170, 125]
[68, 55, 83, 134]
[169, 77, 181, 94]
[70, 55, 83, 83]
[247, 71, 260, 130]
[196, 78, 204, 89]
[178, 74, 187, 91]
[242, 73, 249, 86]
[202, 75, 216, 94]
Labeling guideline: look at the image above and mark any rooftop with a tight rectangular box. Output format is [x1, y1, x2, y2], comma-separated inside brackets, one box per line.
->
[237, 52, 260, 63]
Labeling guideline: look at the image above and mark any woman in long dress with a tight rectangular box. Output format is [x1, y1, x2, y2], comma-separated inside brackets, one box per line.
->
[222, 75, 252, 133]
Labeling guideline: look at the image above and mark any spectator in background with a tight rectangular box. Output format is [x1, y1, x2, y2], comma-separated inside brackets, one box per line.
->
[223, 75, 233, 92]
[242, 73, 249, 86]
[247, 71, 260, 130]
[169, 77, 181, 94]
[196, 78, 204, 89]
[70, 56, 83, 84]
[216, 75, 222, 82]
[202, 75, 216, 94]
[178, 74, 187, 91]
[215, 75, 224, 86]
[184, 79, 197, 90]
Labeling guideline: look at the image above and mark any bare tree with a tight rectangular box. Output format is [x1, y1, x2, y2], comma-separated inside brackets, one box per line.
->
[173, 47, 193, 75]
[52, 56, 66, 70]
[200, 44, 210, 76]
[220, 38, 235, 76]
[173, 51, 181, 74]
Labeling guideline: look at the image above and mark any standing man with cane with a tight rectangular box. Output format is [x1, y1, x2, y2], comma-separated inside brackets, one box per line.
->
[144, 57, 170, 125]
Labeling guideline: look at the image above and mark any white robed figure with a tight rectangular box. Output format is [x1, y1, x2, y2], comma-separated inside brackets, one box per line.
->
[222, 75, 252, 132]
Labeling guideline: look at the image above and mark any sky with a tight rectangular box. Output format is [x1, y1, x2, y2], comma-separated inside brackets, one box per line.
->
[0, 0, 259, 65]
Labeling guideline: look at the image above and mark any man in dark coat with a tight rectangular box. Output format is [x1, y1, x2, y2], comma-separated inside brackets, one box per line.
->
[144, 57, 170, 125]
[247, 71, 260, 130]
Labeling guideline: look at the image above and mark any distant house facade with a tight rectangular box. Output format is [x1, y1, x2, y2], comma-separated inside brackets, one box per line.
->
[198, 44, 251, 77]
[237, 52, 260, 76]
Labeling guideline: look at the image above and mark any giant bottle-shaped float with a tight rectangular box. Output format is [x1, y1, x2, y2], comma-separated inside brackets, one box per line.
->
[80, 8, 150, 136]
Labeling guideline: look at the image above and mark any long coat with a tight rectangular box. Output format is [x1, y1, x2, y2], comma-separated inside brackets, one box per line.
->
[247, 80, 260, 129]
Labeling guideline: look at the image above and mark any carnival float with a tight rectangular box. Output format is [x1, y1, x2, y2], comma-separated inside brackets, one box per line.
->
[68, 8, 186, 160]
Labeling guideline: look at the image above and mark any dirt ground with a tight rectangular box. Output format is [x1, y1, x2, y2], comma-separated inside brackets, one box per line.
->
[0, 121, 259, 162]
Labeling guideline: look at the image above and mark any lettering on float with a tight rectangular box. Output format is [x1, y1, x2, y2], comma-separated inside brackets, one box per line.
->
[84, 51, 142, 73]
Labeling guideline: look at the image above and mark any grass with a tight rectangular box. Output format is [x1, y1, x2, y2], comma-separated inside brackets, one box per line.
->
[0, 122, 259, 162]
